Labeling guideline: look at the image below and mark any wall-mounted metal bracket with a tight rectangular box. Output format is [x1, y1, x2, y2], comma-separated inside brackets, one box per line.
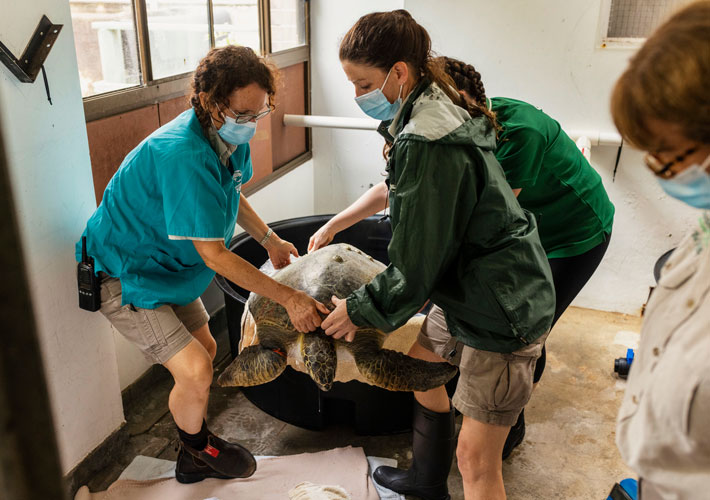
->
[0, 15, 63, 83]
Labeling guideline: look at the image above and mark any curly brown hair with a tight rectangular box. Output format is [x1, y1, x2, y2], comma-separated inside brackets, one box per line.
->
[189, 46, 278, 134]
[339, 10, 497, 134]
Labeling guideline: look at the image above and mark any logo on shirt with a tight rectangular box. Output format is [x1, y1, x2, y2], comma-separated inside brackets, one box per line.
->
[233, 170, 243, 195]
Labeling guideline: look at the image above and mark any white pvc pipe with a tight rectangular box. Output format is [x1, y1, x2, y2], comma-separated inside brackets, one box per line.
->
[283, 114, 623, 147]
[283, 114, 379, 130]
[566, 130, 623, 147]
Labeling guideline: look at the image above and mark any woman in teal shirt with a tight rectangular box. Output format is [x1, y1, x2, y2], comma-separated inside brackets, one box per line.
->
[77, 46, 327, 483]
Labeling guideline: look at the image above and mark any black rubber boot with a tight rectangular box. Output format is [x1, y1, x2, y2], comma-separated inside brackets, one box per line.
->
[502, 409, 525, 460]
[175, 446, 234, 484]
[373, 399, 456, 500]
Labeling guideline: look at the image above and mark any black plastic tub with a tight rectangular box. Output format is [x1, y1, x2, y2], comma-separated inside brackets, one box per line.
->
[214, 215, 417, 435]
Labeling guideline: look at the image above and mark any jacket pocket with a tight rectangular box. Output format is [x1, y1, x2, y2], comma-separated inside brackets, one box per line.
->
[658, 246, 699, 290]
[484, 281, 532, 345]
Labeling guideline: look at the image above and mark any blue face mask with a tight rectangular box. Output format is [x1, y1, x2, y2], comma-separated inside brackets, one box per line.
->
[657, 153, 710, 209]
[217, 111, 257, 145]
[354, 67, 403, 121]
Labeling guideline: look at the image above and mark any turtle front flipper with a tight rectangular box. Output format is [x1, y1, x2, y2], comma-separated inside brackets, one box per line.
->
[301, 332, 337, 391]
[344, 330, 458, 392]
[217, 344, 287, 387]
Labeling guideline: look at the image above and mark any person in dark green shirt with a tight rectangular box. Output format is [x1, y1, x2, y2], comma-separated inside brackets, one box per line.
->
[441, 56, 614, 458]
[316, 10, 555, 500]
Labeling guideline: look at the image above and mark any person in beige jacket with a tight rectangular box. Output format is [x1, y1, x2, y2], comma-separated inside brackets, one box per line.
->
[610, 2, 710, 498]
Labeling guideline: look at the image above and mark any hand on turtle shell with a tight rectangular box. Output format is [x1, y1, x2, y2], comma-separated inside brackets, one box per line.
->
[284, 290, 331, 332]
[321, 296, 358, 342]
[266, 235, 299, 269]
[307, 224, 335, 253]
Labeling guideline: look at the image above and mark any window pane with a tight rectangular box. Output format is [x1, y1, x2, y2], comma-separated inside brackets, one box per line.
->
[213, 0, 261, 52]
[69, 1, 141, 98]
[147, 0, 211, 80]
[270, 0, 306, 52]
[607, 0, 693, 38]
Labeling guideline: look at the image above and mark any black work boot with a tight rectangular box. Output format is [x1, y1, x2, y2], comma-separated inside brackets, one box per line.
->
[175, 445, 234, 484]
[181, 429, 257, 478]
[502, 409, 525, 460]
[373, 399, 456, 500]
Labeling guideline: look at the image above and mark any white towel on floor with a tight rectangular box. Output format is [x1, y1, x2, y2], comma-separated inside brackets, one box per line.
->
[288, 481, 352, 499]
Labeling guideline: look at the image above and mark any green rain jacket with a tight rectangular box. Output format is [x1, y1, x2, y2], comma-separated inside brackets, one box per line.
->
[346, 81, 555, 353]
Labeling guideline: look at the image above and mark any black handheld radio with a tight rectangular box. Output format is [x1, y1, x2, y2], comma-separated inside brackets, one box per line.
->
[77, 236, 101, 311]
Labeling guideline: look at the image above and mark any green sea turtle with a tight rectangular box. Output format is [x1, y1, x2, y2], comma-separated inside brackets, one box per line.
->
[217, 243, 457, 392]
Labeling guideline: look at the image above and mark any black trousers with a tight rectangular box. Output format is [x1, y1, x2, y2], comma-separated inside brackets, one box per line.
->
[533, 232, 611, 383]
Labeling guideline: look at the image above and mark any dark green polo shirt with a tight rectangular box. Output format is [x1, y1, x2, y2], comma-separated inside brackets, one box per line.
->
[492, 97, 615, 258]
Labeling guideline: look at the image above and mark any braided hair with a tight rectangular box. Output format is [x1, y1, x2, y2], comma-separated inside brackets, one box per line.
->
[189, 46, 277, 135]
[438, 56, 501, 135]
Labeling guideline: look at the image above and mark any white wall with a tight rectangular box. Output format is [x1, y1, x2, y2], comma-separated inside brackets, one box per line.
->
[0, 0, 123, 473]
[310, 0, 699, 315]
[245, 159, 315, 224]
[310, 0, 404, 215]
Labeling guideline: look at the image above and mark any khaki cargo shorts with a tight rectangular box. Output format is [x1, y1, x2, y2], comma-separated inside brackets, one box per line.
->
[99, 275, 210, 364]
[418, 305, 548, 427]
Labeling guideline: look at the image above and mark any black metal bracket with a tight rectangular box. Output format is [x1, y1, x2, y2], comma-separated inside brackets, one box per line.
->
[0, 15, 63, 83]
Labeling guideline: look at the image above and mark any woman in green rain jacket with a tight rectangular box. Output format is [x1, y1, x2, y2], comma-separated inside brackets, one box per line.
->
[318, 10, 554, 500]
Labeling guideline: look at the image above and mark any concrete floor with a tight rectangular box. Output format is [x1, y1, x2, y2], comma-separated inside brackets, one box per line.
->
[85, 306, 640, 499]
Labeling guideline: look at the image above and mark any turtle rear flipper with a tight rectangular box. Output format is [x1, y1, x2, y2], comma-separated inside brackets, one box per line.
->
[217, 345, 287, 387]
[301, 332, 337, 391]
[344, 332, 457, 392]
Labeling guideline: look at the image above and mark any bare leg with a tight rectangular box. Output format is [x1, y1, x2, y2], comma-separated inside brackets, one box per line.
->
[408, 341, 451, 413]
[190, 322, 217, 361]
[164, 339, 213, 434]
[458, 416, 509, 500]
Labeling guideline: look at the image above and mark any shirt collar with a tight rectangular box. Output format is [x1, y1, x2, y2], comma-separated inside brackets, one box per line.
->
[377, 78, 431, 143]
[206, 123, 238, 167]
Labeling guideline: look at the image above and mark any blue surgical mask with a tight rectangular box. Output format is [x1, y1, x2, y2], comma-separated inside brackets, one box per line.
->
[217, 111, 257, 145]
[657, 152, 710, 209]
[354, 67, 403, 121]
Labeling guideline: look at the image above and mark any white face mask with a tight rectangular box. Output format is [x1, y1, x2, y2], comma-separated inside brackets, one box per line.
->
[353, 67, 403, 121]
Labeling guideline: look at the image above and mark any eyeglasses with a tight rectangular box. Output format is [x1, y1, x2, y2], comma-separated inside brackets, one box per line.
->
[644, 146, 697, 179]
[224, 104, 275, 124]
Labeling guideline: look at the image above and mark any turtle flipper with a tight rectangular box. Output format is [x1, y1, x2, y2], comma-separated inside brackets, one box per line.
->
[344, 331, 458, 392]
[301, 332, 337, 391]
[217, 345, 287, 387]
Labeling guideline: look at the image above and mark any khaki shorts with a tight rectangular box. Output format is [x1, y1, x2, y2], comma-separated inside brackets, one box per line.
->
[418, 305, 548, 427]
[99, 276, 210, 364]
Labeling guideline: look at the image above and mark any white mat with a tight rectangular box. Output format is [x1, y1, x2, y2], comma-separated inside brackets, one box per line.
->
[75, 447, 404, 500]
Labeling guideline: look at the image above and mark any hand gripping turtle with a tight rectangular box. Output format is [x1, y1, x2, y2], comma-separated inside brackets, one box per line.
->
[217, 244, 458, 392]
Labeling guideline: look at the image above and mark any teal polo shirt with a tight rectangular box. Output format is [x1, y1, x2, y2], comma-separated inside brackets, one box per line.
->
[76, 109, 252, 308]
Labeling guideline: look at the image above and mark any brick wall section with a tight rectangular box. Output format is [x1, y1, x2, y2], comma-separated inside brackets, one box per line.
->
[271, 62, 306, 168]
[85, 105, 160, 206]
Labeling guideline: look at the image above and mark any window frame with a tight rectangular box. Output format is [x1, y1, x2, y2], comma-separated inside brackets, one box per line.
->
[596, 0, 646, 49]
[81, 0, 312, 193]
[596, 0, 690, 49]
[83, 0, 310, 119]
